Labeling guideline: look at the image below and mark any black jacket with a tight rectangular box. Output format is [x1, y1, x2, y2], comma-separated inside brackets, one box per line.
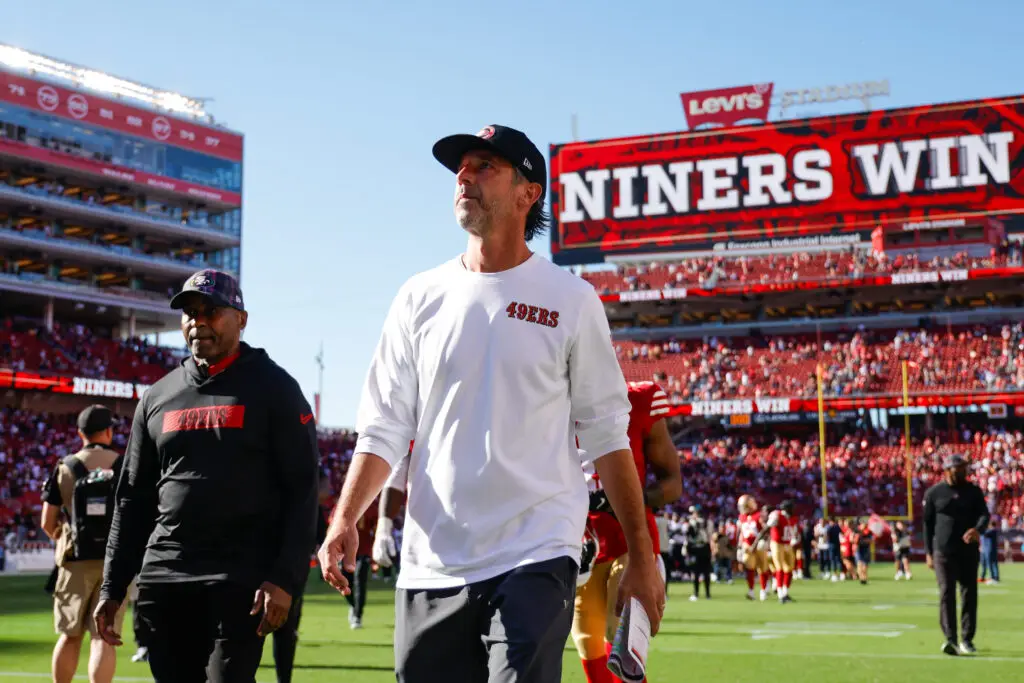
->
[100, 343, 320, 603]
[923, 479, 989, 556]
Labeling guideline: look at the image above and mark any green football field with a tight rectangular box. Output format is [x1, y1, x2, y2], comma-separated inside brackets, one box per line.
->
[1, 564, 1021, 682]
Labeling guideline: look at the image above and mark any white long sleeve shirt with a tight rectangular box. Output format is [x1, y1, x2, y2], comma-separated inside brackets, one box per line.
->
[355, 253, 631, 589]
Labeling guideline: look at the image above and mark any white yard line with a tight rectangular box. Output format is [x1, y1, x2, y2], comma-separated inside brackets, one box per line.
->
[0, 674, 275, 683]
[652, 646, 1024, 663]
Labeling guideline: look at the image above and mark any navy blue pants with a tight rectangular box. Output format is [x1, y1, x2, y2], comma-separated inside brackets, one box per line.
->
[828, 544, 842, 573]
[394, 556, 578, 683]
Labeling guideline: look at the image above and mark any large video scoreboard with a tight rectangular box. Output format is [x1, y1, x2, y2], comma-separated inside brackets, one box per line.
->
[550, 95, 1024, 265]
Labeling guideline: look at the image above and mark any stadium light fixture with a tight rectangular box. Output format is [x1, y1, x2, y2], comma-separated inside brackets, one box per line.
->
[0, 42, 213, 123]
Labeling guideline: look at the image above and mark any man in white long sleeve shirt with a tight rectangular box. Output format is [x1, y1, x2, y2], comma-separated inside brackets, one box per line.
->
[317, 124, 663, 683]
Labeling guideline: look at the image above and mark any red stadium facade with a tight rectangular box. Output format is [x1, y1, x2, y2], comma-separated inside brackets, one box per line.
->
[0, 70, 243, 207]
[0, 70, 243, 161]
[550, 95, 1024, 265]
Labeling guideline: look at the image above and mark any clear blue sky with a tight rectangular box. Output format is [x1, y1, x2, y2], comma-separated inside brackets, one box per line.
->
[6, 0, 1023, 427]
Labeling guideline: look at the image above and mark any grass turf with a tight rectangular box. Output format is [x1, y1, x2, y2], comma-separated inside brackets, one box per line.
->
[0, 564, 1021, 682]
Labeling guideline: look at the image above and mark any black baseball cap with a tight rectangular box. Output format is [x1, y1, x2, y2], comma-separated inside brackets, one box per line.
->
[170, 269, 245, 312]
[78, 404, 113, 435]
[432, 125, 547, 199]
[943, 453, 968, 469]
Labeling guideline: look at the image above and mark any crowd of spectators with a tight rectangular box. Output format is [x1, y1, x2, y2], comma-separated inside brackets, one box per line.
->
[0, 408, 120, 553]
[619, 323, 1024, 404]
[3, 404, 1021, 564]
[1, 318, 181, 384]
[656, 424, 1023, 531]
[0, 412, 362, 555]
[583, 248, 1016, 295]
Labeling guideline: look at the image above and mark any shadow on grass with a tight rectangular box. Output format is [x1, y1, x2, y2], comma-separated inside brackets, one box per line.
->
[259, 662, 394, 672]
[297, 640, 394, 649]
[0, 638, 60, 657]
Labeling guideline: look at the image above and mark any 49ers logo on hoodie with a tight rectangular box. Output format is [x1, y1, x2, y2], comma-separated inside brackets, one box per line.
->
[162, 405, 245, 433]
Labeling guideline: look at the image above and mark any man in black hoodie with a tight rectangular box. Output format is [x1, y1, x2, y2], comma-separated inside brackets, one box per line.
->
[93, 269, 320, 683]
[924, 453, 989, 657]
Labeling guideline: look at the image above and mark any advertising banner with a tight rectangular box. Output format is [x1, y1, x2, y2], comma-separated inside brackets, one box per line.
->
[599, 265, 1024, 303]
[0, 368, 150, 400]
[680, 83, 773, 129]
[0, 70, 243, 162]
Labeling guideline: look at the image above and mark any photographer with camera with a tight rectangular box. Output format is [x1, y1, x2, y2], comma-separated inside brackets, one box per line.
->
[40, 405, 125, 683]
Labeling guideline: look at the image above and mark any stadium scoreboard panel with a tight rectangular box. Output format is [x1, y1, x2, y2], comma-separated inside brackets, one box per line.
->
[549, 94, 1024, 265]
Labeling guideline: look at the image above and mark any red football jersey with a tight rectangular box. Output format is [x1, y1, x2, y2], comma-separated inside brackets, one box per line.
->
[587, 381, 669, 563]
[840, 528, 854, 557]
[768, 511, 800, 544]
[738, 511, 762, 546]
[786, 515, 801, 545]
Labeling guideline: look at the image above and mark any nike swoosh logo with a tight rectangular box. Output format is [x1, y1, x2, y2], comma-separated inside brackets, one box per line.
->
[300, 414, 315, 424]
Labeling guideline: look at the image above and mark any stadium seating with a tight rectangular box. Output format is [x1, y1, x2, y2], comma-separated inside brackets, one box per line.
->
[2, 404, 1021, 557]
[2, 313, 1022, 556]
[656, 430, 1022, 530]
[617, 323, 1024, 403]
[0, 409, 361, 551]
[584, 250, 1009, 295]
[1, 318, 180, 383]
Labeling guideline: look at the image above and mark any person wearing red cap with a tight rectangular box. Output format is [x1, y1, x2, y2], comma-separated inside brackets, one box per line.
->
[319, 125, 663, 683]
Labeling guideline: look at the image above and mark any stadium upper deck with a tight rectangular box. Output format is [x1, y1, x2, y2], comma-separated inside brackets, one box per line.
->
[0, 44, 243, 338]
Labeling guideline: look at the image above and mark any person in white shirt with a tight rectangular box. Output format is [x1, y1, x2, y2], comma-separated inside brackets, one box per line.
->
[318, 124, 662, 683]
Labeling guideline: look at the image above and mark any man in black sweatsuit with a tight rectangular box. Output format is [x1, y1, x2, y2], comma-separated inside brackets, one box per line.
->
[924, 453, 989, 657]
[93, 269, 320, 683]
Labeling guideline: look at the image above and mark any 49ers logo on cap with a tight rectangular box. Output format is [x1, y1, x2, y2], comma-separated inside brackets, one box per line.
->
[477, 126, 496, 139]
[191, 274, 213, 288]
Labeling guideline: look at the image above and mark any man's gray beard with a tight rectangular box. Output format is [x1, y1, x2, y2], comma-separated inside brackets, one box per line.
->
[457, 209, 490, 236]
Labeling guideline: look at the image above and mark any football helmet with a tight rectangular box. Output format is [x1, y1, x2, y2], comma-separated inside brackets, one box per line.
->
[737, 494, 758, 514]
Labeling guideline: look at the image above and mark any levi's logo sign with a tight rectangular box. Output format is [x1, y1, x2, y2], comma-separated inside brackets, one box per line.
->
[689, 91, 764, 116]
[506, 301, 559, 328]
[679, 83, 773, 129]
[162, 405, 245, 433]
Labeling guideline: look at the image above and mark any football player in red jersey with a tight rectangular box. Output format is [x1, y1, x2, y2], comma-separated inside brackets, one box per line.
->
[571, 381, 682, 683]
[839, 519, 856, 581]
[753, 500, 800, 602]
[737, 495, 771, 601]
